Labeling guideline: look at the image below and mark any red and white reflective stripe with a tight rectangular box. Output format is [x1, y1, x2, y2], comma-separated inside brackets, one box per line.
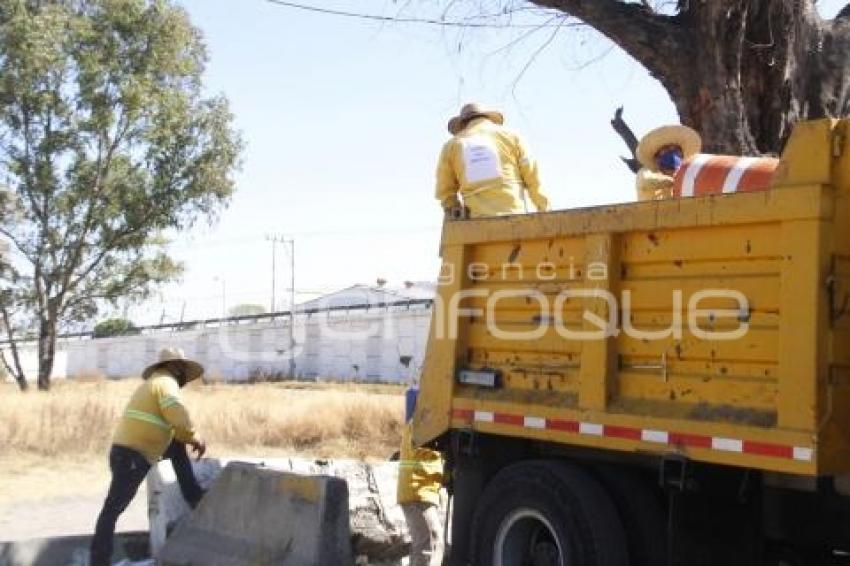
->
[680, 154, 711, 197]
[451, 409, 813, 462]
[673, 154, 779, 198]
[721, 156, 757, 193]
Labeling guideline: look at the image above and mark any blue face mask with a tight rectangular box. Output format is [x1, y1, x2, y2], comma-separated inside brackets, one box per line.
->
[657, 149, 683, 172]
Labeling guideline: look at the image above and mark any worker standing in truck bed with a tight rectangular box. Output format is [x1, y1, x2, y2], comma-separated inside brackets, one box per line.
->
[435, 102, 550, 219]
[635, 124, 702, 201]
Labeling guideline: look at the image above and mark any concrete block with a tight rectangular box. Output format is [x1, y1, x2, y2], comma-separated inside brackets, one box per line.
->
[0, 532, 148, 566]
[148, 458, 420, 563]
[147, 458, 223, 554]
[158, 462, 353, 566]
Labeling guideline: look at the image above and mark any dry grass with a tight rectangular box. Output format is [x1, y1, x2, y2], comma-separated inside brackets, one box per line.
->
[0, 378, 406, 461]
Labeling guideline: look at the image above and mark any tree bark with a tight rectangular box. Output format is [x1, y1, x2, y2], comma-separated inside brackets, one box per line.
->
[36, 308, 57, 391]
[0, 304, 27, 391]
[0, 348, 27, 391]
[669, 0, 850, 154]
[531, 0, 850, 154]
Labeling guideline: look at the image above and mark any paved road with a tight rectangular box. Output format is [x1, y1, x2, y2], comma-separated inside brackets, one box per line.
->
[0, 486, 148, 542]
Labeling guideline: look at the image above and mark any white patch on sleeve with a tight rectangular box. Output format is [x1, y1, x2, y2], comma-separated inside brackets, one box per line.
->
[461, 137, 501, 183]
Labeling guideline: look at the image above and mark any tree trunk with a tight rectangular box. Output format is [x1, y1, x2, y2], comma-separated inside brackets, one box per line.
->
[0, 349, 27, 391]
[36, 311, 57, 391]
[667, 1, 850, 154]
[532, 0, 850, 154]
[0, 305, 27, 391]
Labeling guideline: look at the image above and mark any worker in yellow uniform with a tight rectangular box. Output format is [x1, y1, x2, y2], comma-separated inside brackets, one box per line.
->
[635, 124, 702, 201]
[436, 102, 550, 219]
[90, 348, 207, 566]
[398, 387, 445, 566]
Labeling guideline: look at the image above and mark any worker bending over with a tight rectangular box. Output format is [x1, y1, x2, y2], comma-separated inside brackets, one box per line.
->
[435, 102, 550, 219]
[398, 387, 445, 566]
[90, 348, 207, 566]
[635, 124, 702, 201]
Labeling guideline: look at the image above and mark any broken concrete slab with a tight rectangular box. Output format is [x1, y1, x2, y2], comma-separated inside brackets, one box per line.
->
[158, 462, 353, 566]
[148, 458, 435, 563]
[147, 457, 223, 554]
[0, 531, 148, 566]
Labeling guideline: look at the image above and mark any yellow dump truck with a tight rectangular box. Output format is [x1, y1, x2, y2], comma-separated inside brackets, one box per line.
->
[413, 119, 850, 566]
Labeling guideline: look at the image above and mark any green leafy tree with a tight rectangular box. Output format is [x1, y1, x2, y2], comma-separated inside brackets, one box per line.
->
[0, 0, 243, 390]
[93, 317, 138, 338]
[228, 303, 267, 318]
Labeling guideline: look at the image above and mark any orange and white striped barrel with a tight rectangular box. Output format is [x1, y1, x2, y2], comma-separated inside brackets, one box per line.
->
[672, 154, 779, 198]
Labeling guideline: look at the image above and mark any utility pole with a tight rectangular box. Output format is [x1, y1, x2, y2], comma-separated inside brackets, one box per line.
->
[288, 239, 295, 377]
[267, 234, 296, 376]
[266, 234, 285, 313]
[213, 276, 226, 318]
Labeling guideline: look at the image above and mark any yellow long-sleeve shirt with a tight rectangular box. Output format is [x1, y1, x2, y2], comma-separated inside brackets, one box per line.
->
[435, 118, 549, 218]
[112, 370, 199, 464]
[635, 167, 675, 201]
[397, 424, 444, 506]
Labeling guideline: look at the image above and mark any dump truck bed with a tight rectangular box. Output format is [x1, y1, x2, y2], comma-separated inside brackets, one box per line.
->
[414, 119, 850, 476]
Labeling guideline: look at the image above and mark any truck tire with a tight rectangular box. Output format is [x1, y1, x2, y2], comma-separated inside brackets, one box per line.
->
[592, 465, 668, 566]
[470, 460, 629, 566]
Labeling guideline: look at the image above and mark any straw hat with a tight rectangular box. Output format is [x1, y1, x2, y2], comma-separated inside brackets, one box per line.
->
[636, 125, 702, 169]
[142, 347, 204, 383]
[448, 102, 504, 135]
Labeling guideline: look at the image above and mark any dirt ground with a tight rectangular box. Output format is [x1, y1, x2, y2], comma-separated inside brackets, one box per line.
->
[0, 380, 403, 542]
[0, 446, 323, 542]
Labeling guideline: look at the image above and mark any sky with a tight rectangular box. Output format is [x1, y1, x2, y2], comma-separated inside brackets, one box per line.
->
[121, 0, 848, 325]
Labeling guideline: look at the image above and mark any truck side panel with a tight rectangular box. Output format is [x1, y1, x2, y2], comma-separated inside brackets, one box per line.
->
[414, 119, 850, 477]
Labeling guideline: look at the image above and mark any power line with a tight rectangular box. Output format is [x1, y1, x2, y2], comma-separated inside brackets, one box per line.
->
[264, 0, 566, 29]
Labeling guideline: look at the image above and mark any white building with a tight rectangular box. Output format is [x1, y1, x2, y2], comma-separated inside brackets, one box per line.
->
[2, 284, 436, 384]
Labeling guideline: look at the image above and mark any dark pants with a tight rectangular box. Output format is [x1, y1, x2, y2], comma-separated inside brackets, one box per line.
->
[90, 441, 203, 566]
[162, 440, 205, 507]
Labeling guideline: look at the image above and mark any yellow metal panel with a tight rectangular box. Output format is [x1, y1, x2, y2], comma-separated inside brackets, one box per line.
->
[621, 224, 782, 264]
[618, 328, 778, 363]
[820, 127, 850, 472]
[467, 323, 584, 355]
[777, 220, 829, 432]
[773, 119, 837, 188]
[501, 371, 580, 395]
[470, 238, 587, 268]
[464, 291, 589, 314]
[620, 277, 779, 311]
[619, 356, 778, 381]
[578, 233, 620, 411]
[623, 258, 781, 280]
[414, 120, 849, 475]
[442, 186, 830, 247]
[617, 371, 777, 413]
[412, 244, 469, 446]
[834, 120, 850, 193]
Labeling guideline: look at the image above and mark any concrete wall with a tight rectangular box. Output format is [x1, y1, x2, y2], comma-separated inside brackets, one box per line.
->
[5, 304, 432, 383]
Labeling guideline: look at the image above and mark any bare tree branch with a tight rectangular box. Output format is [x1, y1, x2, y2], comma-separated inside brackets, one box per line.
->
[511, 17, 568, 97]
[526, 0, 689, 79]
[0, 227, 33, 264]
[610, 107, 640, 173]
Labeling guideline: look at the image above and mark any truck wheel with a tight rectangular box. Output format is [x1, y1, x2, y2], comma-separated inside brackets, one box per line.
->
[592, 465, 668, 566]
[470, 460, 629, 566]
